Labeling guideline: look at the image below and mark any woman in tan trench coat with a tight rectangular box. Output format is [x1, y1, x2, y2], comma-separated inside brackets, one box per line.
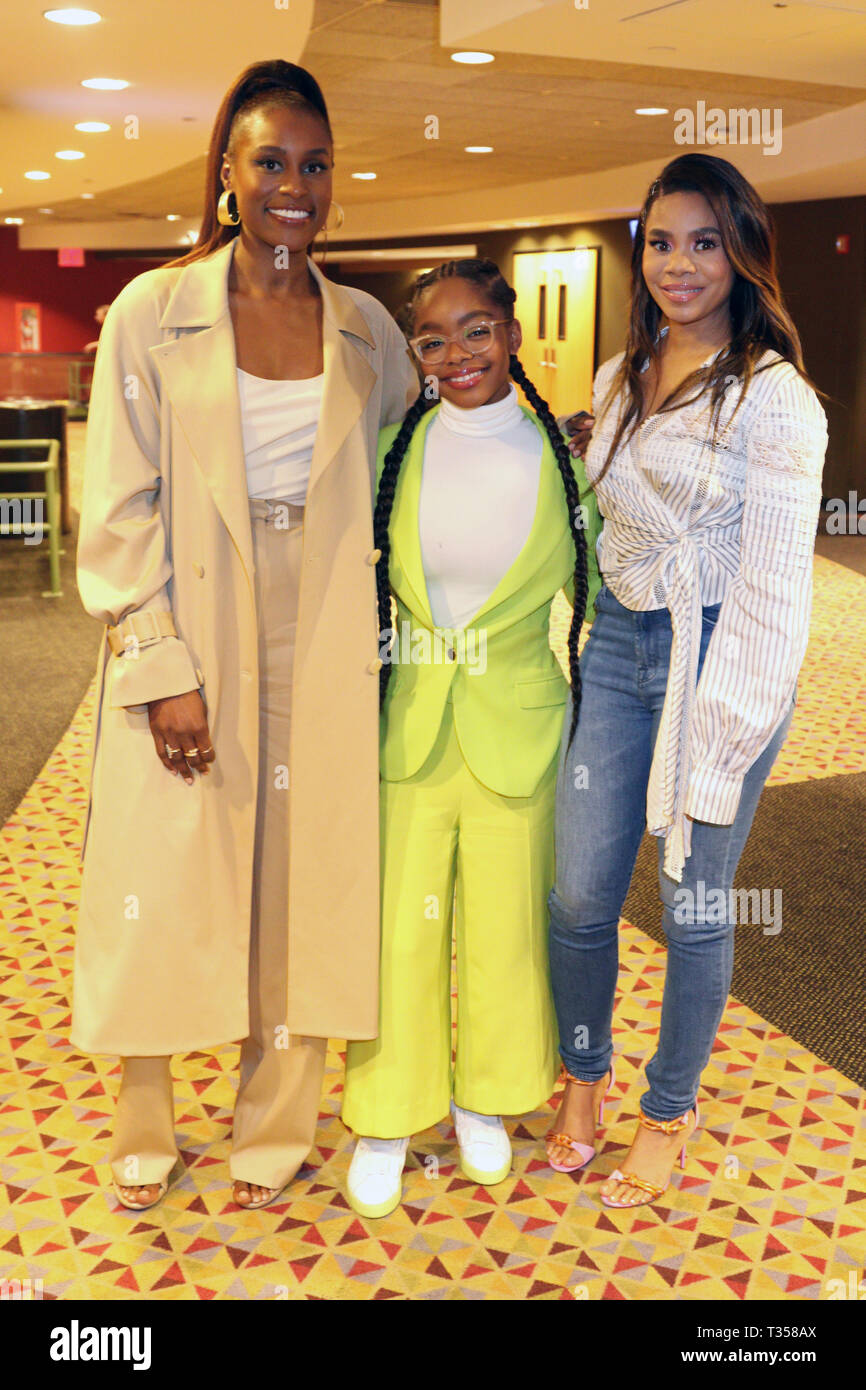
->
[72, 61, 416, 1209]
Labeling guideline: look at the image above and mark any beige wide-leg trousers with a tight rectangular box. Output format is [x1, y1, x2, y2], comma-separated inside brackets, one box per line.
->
[109, 497, 327, 1192]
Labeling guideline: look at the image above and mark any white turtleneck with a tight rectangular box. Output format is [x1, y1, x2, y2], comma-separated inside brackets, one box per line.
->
[419, 383, 542, 629]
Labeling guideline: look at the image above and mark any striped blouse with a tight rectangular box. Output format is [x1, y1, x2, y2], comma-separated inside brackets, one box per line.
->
[584, 338, 828, 881]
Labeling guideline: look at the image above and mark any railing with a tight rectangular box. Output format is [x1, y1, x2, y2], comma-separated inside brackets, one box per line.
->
[0, 352, 93, 404]
[0, 439, 63, 597]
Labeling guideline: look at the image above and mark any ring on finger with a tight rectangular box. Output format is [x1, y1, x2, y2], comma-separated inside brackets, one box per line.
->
[165, 745, 181, 757]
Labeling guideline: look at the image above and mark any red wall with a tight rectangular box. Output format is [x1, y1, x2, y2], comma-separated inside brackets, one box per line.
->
[0, 227, 165, 352]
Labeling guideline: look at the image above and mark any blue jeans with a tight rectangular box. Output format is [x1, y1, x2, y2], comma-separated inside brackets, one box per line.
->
[548, 584, 795, 1121]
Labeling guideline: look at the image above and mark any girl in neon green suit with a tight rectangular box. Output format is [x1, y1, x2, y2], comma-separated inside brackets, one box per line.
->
[342, 259, 602, 1218]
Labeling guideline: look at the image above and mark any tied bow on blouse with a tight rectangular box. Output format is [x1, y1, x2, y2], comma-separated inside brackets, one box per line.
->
[604, 430, 737, 883]
[592, 337, 733, 883]
[585, 336, 827, 885]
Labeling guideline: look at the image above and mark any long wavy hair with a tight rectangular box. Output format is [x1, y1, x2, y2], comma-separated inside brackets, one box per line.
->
[164, 60, 331, 270]
[374, 259, 590, 749]
[594, 152, 819, 482]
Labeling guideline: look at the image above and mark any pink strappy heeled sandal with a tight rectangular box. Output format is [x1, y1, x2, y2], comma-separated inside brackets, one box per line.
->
[546, 1061, 616, 1173]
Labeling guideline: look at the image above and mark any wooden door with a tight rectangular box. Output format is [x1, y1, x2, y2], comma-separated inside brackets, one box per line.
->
[512, 248, 597, 419]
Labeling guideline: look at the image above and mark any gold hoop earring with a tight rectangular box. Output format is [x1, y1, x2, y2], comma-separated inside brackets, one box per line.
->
[217, 190, 240, 227]
[325, 200, 344, 233]
[312, 202, 344, 267]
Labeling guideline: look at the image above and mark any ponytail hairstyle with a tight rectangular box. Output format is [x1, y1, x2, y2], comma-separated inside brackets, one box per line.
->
[594, 151, 821, 483]
[374, 257, 589, 749]
[164, 60, 332, 269]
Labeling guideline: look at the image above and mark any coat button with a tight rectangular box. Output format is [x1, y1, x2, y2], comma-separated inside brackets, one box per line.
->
[195, 667, 204, 685]
[367, 658, 383, 674]
[366, 549, 382, 566]
[193, 562, 205, 577]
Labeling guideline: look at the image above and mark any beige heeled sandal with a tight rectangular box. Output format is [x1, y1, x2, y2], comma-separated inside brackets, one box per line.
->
[112, 1178, 168, 1210]
[232, 1180, 286, 1210]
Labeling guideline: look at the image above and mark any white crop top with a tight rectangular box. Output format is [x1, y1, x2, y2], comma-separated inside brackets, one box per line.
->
[237, 367, 324, 505]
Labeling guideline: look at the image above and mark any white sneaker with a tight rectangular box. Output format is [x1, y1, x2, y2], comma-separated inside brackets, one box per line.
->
[347, 1136, 410, 1219]
[451, 1102, 512, 1185]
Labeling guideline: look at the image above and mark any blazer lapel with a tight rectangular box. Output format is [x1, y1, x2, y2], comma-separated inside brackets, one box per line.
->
[151, 238, 253, 593]
[469, 408, 568, 627]
[305, 257, 376, 498]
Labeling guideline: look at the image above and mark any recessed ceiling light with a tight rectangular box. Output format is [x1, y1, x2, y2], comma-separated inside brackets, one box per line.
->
[25, 170, 51, 180]
[5, 217, 24, 225]
[166, 214, 180, 221]
[44, 8, 101, 24]
[635, 107, 669, 116]
[82, 77, 129, 91]
[465, 145, 493, 154]
[75, 121, 110, 133]
[80, 192, 94, 199]
[351, 171, 377, 180]
[56, 150, 85, 160]
[38, 207, 55, 214]
[450, 51, 495, 65]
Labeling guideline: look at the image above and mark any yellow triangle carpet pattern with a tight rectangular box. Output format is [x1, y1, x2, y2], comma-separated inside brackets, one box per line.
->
[1, 553, 864, 1300]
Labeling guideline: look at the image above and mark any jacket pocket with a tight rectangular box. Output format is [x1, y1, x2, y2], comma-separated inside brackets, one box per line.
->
[515, 674, 568, 709]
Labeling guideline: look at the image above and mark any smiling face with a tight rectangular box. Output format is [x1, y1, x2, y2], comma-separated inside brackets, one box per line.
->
[412, 276, 521, 408]
[221, 101, 333, 254]
[642, 190, 735, 335]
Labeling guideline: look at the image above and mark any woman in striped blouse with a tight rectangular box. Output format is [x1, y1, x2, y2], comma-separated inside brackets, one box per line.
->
[545, 153, 828, 1209]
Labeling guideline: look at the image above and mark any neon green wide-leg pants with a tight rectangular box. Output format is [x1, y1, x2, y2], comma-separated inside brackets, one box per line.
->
[342, 698, 560, 1139]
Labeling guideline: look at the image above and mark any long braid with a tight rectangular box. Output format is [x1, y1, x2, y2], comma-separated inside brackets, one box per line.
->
[374, 389, 436, 708]
[509, 356, 589, 749]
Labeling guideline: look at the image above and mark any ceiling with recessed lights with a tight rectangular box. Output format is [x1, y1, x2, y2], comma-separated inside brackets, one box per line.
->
[1, 0, 864, 249]
[0, 0, 314, 232]
[444, 0, 866, 86]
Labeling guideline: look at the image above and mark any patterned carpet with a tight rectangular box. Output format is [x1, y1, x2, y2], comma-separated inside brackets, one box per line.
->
[1, 552, 864, 1300]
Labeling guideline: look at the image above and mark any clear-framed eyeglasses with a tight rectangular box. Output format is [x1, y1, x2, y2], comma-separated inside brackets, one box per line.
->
[408, 319, 512, 365]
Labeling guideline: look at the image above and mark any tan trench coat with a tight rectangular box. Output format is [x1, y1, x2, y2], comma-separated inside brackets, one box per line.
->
[71, 237, 417, 1056]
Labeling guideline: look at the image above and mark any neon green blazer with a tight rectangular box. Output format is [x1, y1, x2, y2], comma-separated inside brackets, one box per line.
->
[377, 403, 602, 797]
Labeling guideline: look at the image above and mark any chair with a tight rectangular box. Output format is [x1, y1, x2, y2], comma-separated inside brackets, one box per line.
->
[67, 359, 94, 421]
[0, 438, 62, 596]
